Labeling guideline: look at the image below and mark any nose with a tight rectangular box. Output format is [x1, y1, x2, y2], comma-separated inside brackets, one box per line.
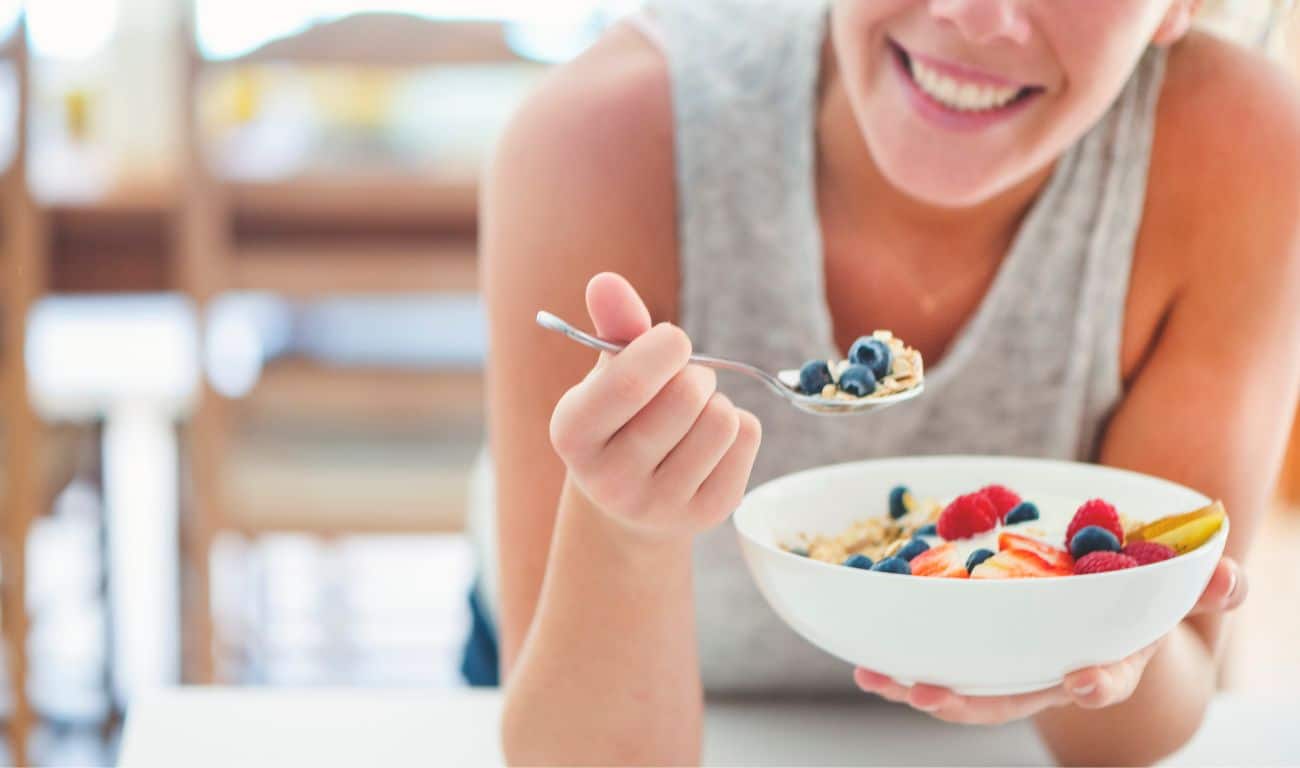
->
[928, 0, 1031, 46]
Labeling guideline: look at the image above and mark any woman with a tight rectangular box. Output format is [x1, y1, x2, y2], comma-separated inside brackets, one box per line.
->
[477, 0, 1300, 764]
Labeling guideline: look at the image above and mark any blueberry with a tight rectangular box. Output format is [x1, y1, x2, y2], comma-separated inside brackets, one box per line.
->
[790, 547, 809, 558]
[916, 523, 938, 537]
[897, 538, 930, 562]
[1069, 525, 1121, 559]
[798, 360, 833, 395]
[872, 556, 912, 575]
[837, 364, 878, 397]
[965, 548, 996, 572]
[888, 485, 912, 519]
[1004, 502, 1040, 525]
[849, 337, 893, 380]
[843, 553, 874, 570]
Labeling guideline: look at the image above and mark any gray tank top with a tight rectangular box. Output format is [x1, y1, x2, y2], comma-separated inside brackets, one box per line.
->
[468, 0, 1168, 694]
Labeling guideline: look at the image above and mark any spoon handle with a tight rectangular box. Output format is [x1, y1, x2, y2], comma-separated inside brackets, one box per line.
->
[535, 311, 789, 396]
[535, 311, 626, 356]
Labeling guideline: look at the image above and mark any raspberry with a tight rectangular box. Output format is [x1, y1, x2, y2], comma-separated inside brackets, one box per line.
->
[937, 493, 998, 541]
[1073, 551, 1138, 575]
[1122, 541, 1177, 566]
[979, 485, 1022, 520]
[1066, 499, 1124, 549]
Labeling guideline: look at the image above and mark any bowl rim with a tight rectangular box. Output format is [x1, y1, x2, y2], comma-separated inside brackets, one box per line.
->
[733, 454, 1228, 586]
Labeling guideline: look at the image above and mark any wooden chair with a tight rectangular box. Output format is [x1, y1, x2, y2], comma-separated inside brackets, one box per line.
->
[179, 10, 524, 683]
[0, 12, 42, 765]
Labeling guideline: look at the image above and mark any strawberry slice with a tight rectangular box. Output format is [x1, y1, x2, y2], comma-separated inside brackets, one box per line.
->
[909, 542, 969, 578]
[970, 548, 1071, 579]
[998, 532, 1074, 572]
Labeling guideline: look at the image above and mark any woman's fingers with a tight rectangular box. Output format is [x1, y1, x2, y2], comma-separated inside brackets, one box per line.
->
[926, 690, 1063, 725]
[904, 684, 954, 713]
[652, 393, 740, 499]
[856, 664, 1175, 724]
[857, 668, 1068, 724]
[605, 364, 718, 471]
[1063, 640, 1162, 709]
[688, 408, 762, 525]
[551, 323, 693, 457]
[853, 669, 912, 703]
[858, 639, 1165, 724]
[1190, 557, 1247, 616]
[1061, 666, 1114, 709]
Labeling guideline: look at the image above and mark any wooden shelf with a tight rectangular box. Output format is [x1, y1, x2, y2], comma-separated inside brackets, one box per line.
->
[228, 178, 478, 231]
[222, 468, 471, 535]
[31, 177, 481, 294]
[230, 239, 476, 296]
[49, 202, 174, 293]
[44, 179, 176, 215]
[221, 413, 481, 535]
[240, 363, 483, 426]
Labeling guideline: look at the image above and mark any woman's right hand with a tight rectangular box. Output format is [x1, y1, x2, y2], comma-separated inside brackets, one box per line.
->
[549, 272, 763, 540]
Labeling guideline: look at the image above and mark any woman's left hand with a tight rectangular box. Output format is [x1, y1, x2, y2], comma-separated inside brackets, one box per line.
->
[853, 557, 1247, 725]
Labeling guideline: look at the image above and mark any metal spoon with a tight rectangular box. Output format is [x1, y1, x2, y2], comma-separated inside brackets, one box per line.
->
[536, 311, 924, 415]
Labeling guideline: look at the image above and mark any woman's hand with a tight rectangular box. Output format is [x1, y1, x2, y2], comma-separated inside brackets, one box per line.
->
[853, 557, 1247, 725]
[548, 272, 763, 540]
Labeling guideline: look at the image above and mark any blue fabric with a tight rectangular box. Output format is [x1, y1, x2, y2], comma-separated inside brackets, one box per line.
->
[460, 581, 500, 687]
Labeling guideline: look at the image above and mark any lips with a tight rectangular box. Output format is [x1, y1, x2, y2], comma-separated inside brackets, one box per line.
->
[888, 39, 1043, 115]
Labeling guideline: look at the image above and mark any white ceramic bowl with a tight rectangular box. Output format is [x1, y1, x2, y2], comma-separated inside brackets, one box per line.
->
[733, 456, 1228, 695]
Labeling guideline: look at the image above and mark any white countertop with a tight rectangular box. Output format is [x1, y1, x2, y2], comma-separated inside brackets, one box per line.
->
[119, 687, 1300, 766]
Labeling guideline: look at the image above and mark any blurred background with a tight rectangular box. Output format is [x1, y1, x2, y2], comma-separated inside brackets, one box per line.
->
[0, 1, 1293, 765]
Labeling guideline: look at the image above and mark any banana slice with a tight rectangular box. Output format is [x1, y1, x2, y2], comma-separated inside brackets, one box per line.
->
[1128, 501, 1225, 544]
[1139, 502, 1227, 554]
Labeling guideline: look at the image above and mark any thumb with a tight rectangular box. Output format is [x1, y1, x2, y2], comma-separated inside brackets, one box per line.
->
[586, 272, 653, 356]
[1191, 557, 1246, 615]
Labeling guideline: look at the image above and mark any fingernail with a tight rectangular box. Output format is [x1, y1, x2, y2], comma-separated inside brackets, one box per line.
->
[1225, 566, 1239, 602]
[1071, 683, 1095, 697]
[915, 702, 942, 712]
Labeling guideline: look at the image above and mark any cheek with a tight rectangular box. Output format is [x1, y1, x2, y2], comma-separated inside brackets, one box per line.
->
[830, 0, 913, 66]
[1045, 2, 1170, 96]
[1043, 19, 1160, 151]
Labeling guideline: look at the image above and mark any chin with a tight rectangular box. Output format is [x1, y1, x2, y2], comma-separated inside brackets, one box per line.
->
[870, 141, 1018, 209]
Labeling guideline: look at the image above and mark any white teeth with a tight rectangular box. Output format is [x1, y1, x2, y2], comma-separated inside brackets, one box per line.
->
[907, 55, 1021, 112]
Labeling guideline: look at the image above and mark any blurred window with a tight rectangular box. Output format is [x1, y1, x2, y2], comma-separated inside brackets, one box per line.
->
[196, 0, 645, 62]
[0, 0, 19, 44]
[26, 0, 117, 60]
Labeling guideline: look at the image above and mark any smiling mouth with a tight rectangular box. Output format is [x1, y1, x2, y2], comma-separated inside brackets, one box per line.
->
[888, 39, 1043, 113]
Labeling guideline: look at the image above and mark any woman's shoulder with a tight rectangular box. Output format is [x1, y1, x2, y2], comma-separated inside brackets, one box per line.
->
[484, 22, 680, 319]
[498, 22, 674, 174]
[1158, 31, 1300, 165]
[1145, 31, 1300, 278]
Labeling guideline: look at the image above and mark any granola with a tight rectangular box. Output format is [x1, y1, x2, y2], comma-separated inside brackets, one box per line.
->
[792, 331, 924, 400]
[796, 495, 942, 565]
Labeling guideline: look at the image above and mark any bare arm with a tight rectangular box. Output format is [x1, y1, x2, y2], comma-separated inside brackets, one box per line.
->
[483, 28, 762, 765]
[1034, 41, 1300, 766]
[482, 26, 678, 677]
